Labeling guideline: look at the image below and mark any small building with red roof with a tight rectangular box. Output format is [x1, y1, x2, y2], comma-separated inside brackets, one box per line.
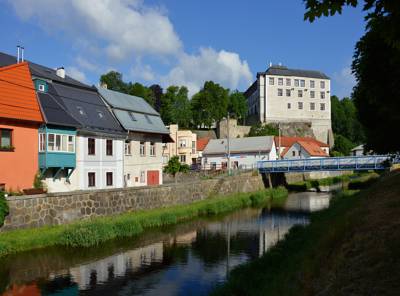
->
[0, 62, 43, 191]
[196, 137, 210, 158]
[275, 136, 329, 158]
[281, 139, 329, 159]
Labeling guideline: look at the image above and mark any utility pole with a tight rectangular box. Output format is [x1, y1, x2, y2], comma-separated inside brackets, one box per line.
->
[227, 113, 231, 175]
[278, 123, 282, 159]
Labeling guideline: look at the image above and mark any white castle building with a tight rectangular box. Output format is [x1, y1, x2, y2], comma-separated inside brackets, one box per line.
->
[245, 64, 333, 144]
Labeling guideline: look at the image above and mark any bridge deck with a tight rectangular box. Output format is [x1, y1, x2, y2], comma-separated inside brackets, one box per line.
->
[257, 155, 390, 173]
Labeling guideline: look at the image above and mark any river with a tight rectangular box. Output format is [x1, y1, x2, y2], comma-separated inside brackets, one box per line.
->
[0, 191, 331, 296]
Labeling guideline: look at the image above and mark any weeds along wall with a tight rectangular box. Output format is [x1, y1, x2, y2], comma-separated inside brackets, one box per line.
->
[1, 173, 265, 231]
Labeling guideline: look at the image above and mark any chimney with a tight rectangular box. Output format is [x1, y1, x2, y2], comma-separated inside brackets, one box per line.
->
[100, 82, 108, 89]
[17, 45, 20, 63]
[21, 46, 24, 62]
[56, 67, 65, 79]
[269, 61, 272, 68]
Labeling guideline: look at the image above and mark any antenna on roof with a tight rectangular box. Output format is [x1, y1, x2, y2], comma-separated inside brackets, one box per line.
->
[269, 61, 272, 67]
[21, 46, 24, 62]
[17, 45, 20, 63]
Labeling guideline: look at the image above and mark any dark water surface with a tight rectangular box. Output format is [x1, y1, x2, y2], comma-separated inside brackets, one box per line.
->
[0, 192, 330, 296]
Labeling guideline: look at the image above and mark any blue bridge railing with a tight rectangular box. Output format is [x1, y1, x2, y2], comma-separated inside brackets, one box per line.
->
[257, 155, 391, 173]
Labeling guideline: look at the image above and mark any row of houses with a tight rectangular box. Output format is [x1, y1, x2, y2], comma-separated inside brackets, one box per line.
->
[0, 52, 171, 193]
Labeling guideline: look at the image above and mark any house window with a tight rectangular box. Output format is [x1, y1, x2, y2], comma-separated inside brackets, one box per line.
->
[292, 151, 296, 157]
[269, 77, 274, 85]
[320, 81, 325, 89]
[180, 155, 186, 163]
[294, 79, 299, 87]
[277, 88, 283, 96]
[300, 80, 305, 87]
[310, 102, 315, 110]
[140, 171, 145, 183]
[298, 90, 303, 97]
[310, 90, 315, 98]
[125, 141, 131, 155]
[140, 141, 146, 156]
[192, 141, 196, 154]
[38, 84, 45, 92]
[68, 136, 74, 152]
[88, 138, 95, 155]
[106, 172, 113, 186]
[286, 89, 291, 97]
[286, 78, 291, 86]
[150, 142, 156, 156]
[278, 78, 283, 85]
[287, 103, 291, 109]
[106, 139, 113, 156]
[179, 139, 186, 147]
[310, 80, 315, 88]
[129, 112, 137, 121]
[48, 134, 55, 151]
[0, 129, 12, 149]
[55, 134, 61, 151]
[88, 172, 96, 187]
[39, 133, 46, 152]
[298, 102, 303, 109]
[320, 103, 326, 111]
[320, 92, 325, 99]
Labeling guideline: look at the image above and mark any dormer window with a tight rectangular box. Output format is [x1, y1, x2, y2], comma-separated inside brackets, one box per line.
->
[77, 106, 86, 116]
[38, 84, 45, 92]
[97, 111, 104, 119]
[129, 112, 137, 121]
[34, 79, 47, 93]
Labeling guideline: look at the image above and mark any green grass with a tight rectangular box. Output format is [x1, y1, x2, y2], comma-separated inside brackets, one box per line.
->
[0, 192, 8, 227]
[0, 187, 288, 257]
[211, 173, 389, 296]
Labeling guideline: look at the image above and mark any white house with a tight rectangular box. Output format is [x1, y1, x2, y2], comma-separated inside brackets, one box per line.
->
[245, 64, 333, 144]
[281, 140, 328, 159]
[202, 136, 277, 170]
[98, 87, 171, 187]
[275, 136, 330, 158]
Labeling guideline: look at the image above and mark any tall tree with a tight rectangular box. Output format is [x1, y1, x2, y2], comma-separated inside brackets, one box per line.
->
[304, 0, 400, 153]
[99, 71, 129, 93]
[150, 84, 163, 112]
[160, 86, 192, 128]
[228, 91, 248, 122]
[129, 82, 155, 107]
[191, 81, 229, 128]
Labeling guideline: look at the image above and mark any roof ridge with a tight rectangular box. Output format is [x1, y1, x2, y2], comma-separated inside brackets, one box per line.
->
[0, 61, 29, 72]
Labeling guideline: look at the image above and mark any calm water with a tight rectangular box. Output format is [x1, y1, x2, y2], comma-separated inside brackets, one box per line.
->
[0, 192, 330, 296]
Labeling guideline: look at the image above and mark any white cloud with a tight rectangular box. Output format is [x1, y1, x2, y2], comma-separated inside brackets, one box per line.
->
[131, 63, 155, 81]
[163, 48, 253, 96]
[333, 65, 356, 98]
[8, 0, 182, 60]
[66, 66, 87, 82]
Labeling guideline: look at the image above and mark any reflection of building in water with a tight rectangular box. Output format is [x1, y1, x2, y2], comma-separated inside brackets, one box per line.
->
[69, 242, 163, 290]
[284, 193, 330, 212]
[172, 230, 197, 245]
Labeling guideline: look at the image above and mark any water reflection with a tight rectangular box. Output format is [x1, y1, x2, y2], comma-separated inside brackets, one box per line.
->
[0, 192, 330, 296]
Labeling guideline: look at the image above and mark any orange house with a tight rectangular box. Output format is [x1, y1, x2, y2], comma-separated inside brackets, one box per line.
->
[0, 62, 43, 192]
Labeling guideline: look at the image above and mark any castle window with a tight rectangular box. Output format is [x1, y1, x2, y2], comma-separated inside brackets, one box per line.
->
[294, 79, 299, 87]
[320, 91, 326, 99]
[310, 102, 315, 110]
[269, 77, 274, 85]
[278, 78, 283, 86]
[286, 78, 291, 86]
[277, 88, 283, 96]
[310, 91, 315, 98]
[320, 81, 325, 89]
[298, 90, 303, 97]
[298, 102, 303, 109]
[287, 103, 291, 109]
[310, 80, 315, 88]
[320, 103, 326, 111]
[286, 89, 291, 97]
[300, 80, 305, 87]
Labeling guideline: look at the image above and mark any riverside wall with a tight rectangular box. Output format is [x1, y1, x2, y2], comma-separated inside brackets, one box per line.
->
[1, 173, 265, 231]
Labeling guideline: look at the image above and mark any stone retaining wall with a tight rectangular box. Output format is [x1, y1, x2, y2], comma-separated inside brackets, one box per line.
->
[1, 173, 265, 231]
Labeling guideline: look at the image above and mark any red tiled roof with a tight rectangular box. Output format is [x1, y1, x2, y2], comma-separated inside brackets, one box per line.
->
[197, 137, 210, 151]
[275, 136, 329, 148]
[0, 62, 43, 123]
[282, 140, 328, 157]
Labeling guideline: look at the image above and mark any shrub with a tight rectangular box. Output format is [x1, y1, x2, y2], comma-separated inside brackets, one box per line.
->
[348, 177, 378, 190]
[0, 191, 9, 227]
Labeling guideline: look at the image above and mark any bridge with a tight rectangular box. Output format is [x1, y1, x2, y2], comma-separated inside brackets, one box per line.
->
[257, 155, 393, 174]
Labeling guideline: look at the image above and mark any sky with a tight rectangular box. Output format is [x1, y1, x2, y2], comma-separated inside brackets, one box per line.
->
[0, 0, 366, 98]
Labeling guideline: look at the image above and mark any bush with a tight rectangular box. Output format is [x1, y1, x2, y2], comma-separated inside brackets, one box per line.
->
[348, 177, 378, 190]
[0, 191, 9, 227]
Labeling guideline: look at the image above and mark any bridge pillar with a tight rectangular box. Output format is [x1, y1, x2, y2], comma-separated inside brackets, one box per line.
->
[261, 172, 287, 188]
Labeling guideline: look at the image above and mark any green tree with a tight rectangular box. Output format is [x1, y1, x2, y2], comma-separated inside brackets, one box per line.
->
[247, 123, 279, 137]
[164, 156, 190, 182]
[129, 82, 156, 107]
[160, 86, 192, 128]
[0, 191, 9, 227]
[150, 84, 163, 112]
[333, 134, 355, 156]
[191, 81, 229, 128]
[304, 0, 400, 153]
[228, 91, 248, 122]
[100, 71, 129, 93]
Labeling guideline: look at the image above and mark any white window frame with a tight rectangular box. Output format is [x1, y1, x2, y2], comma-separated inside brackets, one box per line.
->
[286, 78, 291, 86]
[298, 102, 303, 110]
[310, 102, 315, 110]
[286, 89, 291, 97]
[125, 142, 132, 155]
[300, 80, 305, 87]
[294, 79, 299, 87]
[320, 81, 325, 89]
[278, 78, 283, 86]
[320, 103, 326, 111]
[140, 141, 146, 157]
[269, 77, 274, 85]
[150, 142, 156, 156]
[310, 80, 315, 88]
[310, 90, 315, 99]
[298, 90, 303, 98]
[321, 91, 325, 99]
[46, 133, 75, 153]
[277, 88, 283, 96]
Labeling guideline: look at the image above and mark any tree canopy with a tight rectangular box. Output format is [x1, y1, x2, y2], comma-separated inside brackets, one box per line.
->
[228, 91, 248, 122]
[247, 123, 279, 137]
[161, 86, 192, 128]
[304, 0, 400, 153]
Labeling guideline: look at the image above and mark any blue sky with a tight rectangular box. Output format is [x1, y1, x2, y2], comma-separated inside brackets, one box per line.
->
[0, 0, 365, 97]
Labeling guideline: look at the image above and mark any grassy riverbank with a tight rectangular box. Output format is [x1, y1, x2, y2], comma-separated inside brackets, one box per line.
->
[212, 170, 400, 296]
[0, 187, 287, 257]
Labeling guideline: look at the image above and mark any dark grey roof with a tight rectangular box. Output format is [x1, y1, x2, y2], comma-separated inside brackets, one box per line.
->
[37, 84, 81, 128]
[262, 65, 329, 79]
[97, 87, 169, 135]
[51, 83, 125, 136]
[0, 51, 90, 88]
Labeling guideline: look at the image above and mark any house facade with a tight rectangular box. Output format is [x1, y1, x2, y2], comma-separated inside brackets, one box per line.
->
[202, 136, 277, 170]
[245, 65, 333, 144]
[98, 86, 170, 187]
[275, 136, 329, 158]
[0, 62, 43, 191]
[162, 124, 198, 166]
[281, 140, 328, 159]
